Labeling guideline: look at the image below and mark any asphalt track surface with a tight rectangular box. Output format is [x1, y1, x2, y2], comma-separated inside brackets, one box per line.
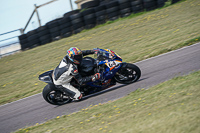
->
[0, 43, 200, 133]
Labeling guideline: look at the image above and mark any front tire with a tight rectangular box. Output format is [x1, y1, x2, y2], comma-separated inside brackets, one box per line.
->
[114, 63, 141, 84]
[42, 84, 72, 105]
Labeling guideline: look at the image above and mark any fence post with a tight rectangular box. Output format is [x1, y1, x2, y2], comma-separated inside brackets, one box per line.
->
[70, 0, 74, 10]
[19, 28, 24, 35]
[34, 4, 41, 27]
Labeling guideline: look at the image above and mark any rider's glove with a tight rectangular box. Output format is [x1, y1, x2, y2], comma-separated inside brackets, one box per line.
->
[92, 73, 101, 81]
[93, 49, 99, 54]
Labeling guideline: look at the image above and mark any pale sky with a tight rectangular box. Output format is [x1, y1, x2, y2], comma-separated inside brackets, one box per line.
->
[0, 0, 77, 46]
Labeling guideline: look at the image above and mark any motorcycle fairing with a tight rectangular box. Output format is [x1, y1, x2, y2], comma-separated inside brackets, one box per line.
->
[85, 48, 123, 88]
[39, 70, 53, 84]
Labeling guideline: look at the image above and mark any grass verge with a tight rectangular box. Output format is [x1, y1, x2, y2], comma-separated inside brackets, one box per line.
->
[0, 0, 200, 105]
[15, 70, 200, 133]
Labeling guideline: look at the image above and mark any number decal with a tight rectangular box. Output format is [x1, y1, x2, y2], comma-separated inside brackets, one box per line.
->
[106, 60, 122, 69]
[107, 61, 116, 68]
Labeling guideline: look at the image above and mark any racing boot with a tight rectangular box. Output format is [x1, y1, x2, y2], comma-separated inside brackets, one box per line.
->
[73, 93, 83, 102]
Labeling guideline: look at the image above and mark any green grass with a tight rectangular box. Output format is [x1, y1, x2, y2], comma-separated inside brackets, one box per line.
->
[0, 0, 200, 105]
[15, 70, 200, 133]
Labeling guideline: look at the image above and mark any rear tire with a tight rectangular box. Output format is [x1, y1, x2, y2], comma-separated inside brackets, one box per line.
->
[42, 84, 72, 105]
[114, 63, 141, 84]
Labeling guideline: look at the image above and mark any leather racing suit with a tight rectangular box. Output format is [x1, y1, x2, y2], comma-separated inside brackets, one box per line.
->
[52, 50, 95, 100]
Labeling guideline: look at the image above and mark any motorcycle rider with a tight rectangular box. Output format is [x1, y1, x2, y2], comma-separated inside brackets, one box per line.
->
[52, 47, 101, 101]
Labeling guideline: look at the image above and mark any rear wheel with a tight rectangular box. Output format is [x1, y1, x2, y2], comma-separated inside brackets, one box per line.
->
[114, 63, 141, 84]
[42, 84, 72, 105]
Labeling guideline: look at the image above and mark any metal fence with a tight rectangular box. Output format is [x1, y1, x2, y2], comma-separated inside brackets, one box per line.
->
[0, 0, 61, 59]
[0, 29, 22, 58]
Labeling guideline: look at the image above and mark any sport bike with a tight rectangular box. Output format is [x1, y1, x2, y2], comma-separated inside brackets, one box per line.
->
[39, 48, 141, 105]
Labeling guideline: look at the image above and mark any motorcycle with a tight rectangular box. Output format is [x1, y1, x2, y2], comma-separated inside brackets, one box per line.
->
[39, 48, 141, 105]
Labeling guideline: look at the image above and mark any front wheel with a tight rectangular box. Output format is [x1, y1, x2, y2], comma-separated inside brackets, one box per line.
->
[42, 84, 72, 105]
[114, 63, 141, 84]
